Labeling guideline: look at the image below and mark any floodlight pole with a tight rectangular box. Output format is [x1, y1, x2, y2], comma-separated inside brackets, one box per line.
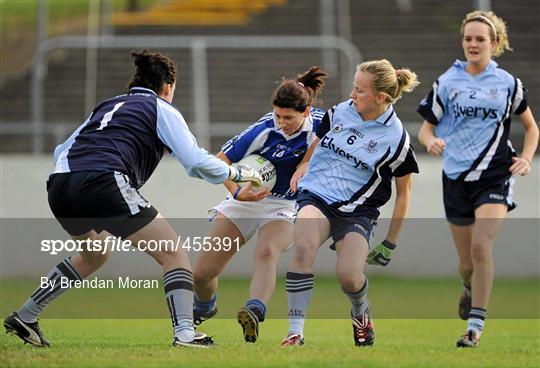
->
[475, 0, 492, 11]
[32, 0, 48, 154]
[319, 0, 338, 75]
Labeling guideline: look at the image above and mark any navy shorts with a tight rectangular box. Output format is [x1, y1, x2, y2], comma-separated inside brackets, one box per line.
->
[296, 190, 377, 247]
[47, 171, 158, 238]
[442, 172, 516, 226]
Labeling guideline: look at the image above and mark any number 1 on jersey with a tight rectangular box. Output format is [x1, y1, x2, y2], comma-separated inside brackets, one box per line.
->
[97, 102, 125, 130]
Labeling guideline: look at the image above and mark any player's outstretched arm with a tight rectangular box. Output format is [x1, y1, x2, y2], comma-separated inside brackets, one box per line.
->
[155, 101, 236, 184]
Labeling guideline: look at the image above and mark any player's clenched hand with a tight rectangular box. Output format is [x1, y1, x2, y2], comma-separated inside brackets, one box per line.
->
[426, 137, 446, 156]
[234, 183, 271, 202]
[290, 162, 309, 193]
[228, 164, 263, 187]
[509, 156, 531, 176]
[366, 239, 397, 266]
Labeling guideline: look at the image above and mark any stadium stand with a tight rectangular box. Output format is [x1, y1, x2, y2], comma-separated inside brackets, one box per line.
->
[0, 0, 538, 152]
[110, 0, 286, 26]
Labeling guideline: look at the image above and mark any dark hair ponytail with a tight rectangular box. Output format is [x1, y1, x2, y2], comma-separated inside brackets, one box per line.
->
[128, 50, 176, 94]
[272, 66, 327, 112]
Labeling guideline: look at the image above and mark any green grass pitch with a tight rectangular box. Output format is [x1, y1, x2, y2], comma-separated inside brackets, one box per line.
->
[1, 276, 539, 367]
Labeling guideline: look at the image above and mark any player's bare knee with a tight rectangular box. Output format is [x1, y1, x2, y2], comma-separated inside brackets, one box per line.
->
[470, 239, 492, 265]
[336, 270, 363, 291]
[292, 241, 316, 268]
[253, 243, 279, 264]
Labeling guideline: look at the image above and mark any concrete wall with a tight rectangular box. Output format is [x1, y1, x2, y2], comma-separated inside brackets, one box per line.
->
[1, 154, 538, 277]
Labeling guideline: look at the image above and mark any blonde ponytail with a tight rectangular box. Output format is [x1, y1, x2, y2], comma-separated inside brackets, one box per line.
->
[357, 59, 419, 104]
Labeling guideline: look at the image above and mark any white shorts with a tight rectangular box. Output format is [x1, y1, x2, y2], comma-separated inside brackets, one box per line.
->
[209, 195, 296, 242]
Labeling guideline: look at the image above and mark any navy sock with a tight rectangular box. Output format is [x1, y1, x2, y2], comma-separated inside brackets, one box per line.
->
[246, 299, 266, 322]
[194, 294, 216, 313]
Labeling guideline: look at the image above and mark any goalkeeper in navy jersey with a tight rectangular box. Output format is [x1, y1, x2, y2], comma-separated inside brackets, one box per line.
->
[281, 59, 420, 347]
[3, 50, 262, 349]
[417, 10, 539, 348]
[192, 67, 327, 343]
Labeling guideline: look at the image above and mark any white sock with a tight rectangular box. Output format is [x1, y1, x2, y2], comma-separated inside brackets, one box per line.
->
[468, 307, 486, 334]
[163, 268, 195, 339]
[18, 257, 82, 323]
[467, 318, 485, 334]
[340, 279, 368, 317]
[175, 319, 196, 342]
[286, 271, 314, 336]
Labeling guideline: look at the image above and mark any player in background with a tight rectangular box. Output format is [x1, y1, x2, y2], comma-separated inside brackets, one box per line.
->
[417, 10, 538, 348]
[192, 67, 327, 343]
[281, 59, 419, 347]
[3, 50, 262, 348]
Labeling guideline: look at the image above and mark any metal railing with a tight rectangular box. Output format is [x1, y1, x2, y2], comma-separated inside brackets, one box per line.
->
[28, 35, 362, 153]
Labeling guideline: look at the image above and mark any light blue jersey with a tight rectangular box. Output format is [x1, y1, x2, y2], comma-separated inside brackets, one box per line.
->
[417, 60, 528, 181]
[222, 108, 324, 200]
[299, 100, 418, 217]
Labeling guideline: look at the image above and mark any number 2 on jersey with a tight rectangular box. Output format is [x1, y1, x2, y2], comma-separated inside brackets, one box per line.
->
[97, 102, 125, 130]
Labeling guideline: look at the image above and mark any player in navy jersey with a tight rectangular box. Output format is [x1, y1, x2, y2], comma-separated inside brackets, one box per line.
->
[191, 67, 327, 343]
[417, 11, 539, 348]
[3, 50, 262, 348]
[281, 60, 420, 347]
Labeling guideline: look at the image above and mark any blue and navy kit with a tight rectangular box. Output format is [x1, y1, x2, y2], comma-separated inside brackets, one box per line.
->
[417, 60, 528, 181]
[298, 100, 419, 218]
[222, 108, 325, 200]
[53, 87, 230, 189]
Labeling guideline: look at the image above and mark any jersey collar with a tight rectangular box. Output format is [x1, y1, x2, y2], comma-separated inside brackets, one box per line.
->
[129, 87, 158, 96]
[374, 105, 395, 125]
[453, 59, 498, 72]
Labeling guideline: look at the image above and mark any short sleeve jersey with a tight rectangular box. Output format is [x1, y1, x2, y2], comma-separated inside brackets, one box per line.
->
[417, 60, 528, 181]
[299, 100, 419, 218]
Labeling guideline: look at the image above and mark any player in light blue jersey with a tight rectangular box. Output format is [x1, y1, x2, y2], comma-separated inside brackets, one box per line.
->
[192, 67, 327, 343]
[3, 50, 262, 349]
[281, 60, 420, 347]
[417, 11, 539, 348]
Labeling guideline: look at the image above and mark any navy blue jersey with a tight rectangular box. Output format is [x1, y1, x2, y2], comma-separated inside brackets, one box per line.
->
[221, 108, 325, 199]
[417, 60, 528, 181]
[53, 87, 230, 188]
[299, 100, 419, 217]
